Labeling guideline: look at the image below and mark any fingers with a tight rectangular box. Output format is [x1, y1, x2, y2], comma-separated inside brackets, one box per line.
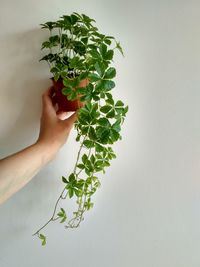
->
[41, 87, 78, 126]
[42, 86, 54, 98]
[64, 111, 78, 128]
[42, 87, 56, 115]
[56, 111, 68, 120]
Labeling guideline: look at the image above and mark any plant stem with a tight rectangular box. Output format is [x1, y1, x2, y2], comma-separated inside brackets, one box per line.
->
[32, 187, 66, 236]
[73, 129, 89, 174]
[33, 128, 90, 236]
[59, 28, 62, 53]
[76, 195, 87, 227]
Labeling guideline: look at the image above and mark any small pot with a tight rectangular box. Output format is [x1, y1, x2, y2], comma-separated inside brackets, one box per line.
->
[51, 78, 89, 112]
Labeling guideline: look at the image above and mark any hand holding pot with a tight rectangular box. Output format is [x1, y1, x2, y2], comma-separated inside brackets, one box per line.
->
[37, 87, 77, 153]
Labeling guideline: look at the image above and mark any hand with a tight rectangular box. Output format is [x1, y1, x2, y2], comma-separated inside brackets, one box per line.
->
[36, 87, 77, 153]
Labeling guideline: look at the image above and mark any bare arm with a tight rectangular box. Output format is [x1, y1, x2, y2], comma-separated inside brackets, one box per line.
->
[0, 87, 77, 205]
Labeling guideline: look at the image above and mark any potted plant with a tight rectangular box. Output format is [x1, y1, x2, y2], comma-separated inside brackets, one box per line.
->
[33, 12, 128, 246]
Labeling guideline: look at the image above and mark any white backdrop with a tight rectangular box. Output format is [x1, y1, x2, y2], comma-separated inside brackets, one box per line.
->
[0, 0, 200, 266]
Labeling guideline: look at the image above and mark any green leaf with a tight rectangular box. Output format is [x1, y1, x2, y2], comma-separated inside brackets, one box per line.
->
[77, 164, 85, 169]
[103, 161, 110, 167]
[74, 41, 86, 55]
[41, 41, 50, 49]
[106, 93, 113, 100]
[62, 87, 72, 95]
[110, 129, 120, 142]
[60, 208, 65, 214]
[69, 56, 80, 68]
[68, 173, 76, 182]
[102, 80, 115, 91]
[41, 239, 46, 246]
[76, 87, 87, 94]
[74, 188, 81, 197]
[67, 90, 77, 101]
[40, 21, 55, 30]
[100, 92, 106, 98]
[90, 154, 96, 164]
[77, 179, 85, 189]
[83, 140, 94, 148]
[100, 105, 112, 114]
[105, 50, 114, 60]
[82, 13, 96, 24]
[79, 71, 89, 80]
[62, 176, 68, 183]
[104, 38, 112, 45]
[112, 120, 121, 132]
[95, 62, 105, 77]
[70, 14, 79, 24]
[98, 118, 110, 127]
[115, 100, 124, 107]
[99, 43, 107, 58]
[106, 109, 115, 118]
[85, 168, 91, 176]
[81, 37, 88, 44]
[106, 36, 114, 40]
[60, 216, 67, 223]
[95, 80, 115, 92]
[39, 234, 46, 246]
[124, 105, 129, 114]
[54, 73, 60, 81]
[89, 49, 101, 59]
[88, 72, 100, 82]
[82, 154, 88, 164]
[57, 208, 67, 223]
[68, 188, 74, 198]
[95, 143, 105, 152]
[116, 41, 124, 56]
[104, 67, 116, 79]
[96, 127, 110, 144]
[49, 35, 60, 46]
[106, 97, 114, 106]
[40, 53, 55, 62]
[107, 147, 117, 159]
[63, 78, 73, 87]
[95, 80, 104, 92]
[88, 127, 96, 140]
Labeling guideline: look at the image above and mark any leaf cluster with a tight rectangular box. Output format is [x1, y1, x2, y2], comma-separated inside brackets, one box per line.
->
[40, 12, 124, 80]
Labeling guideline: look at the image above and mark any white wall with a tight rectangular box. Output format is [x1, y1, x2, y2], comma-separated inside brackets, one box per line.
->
[0, 0, 200, 266]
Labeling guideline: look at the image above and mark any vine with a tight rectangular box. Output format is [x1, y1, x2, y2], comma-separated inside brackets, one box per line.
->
[33, 12, 128, 246]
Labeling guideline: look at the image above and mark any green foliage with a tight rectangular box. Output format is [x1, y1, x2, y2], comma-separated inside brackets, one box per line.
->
[39, 234, 46, 246]
[34, 12, 128, 245]
[57, 208, 67, 223]
[39, 12, 124, 80]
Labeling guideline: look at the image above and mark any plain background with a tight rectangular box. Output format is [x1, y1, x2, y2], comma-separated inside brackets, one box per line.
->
[0, 0, 200, 266]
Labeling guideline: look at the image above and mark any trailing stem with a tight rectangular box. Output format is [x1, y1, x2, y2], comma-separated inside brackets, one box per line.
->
[33, 130, 89, 236]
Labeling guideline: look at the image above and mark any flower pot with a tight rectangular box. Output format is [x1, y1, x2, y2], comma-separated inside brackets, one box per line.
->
[51, 78, 89, 112]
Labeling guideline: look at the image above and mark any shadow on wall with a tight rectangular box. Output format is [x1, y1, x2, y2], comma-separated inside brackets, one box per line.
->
[0, 28, 50, 156]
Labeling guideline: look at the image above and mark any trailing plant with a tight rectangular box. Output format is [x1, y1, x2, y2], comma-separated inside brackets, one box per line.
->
[33, 12, 128, 246]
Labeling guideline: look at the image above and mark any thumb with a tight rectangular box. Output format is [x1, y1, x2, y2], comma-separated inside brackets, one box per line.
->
[56, 111, 68, 120]
[64, 111, 78, 129]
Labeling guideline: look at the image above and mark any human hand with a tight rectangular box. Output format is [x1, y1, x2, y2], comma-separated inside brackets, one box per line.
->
[36, 87, 77, 153]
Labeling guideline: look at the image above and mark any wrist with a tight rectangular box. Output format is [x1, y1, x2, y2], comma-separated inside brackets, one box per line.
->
[34, 140, 61, 162]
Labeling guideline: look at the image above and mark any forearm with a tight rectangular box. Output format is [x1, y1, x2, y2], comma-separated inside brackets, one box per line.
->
[0, 141, 58, 205]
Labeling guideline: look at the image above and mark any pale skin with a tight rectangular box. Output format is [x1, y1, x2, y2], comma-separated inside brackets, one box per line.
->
[0, 87, 77, 205]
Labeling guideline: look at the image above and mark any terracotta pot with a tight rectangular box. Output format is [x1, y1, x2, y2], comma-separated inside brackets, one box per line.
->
[51, 78, 89, 112]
